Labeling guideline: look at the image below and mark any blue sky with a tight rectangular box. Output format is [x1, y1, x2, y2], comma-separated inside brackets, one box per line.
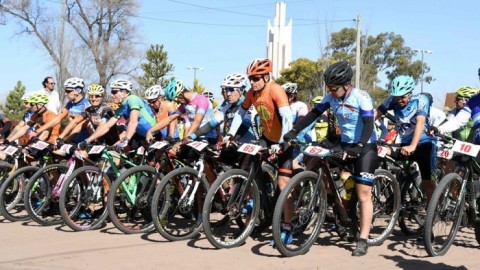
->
[1, 0, 479, 107]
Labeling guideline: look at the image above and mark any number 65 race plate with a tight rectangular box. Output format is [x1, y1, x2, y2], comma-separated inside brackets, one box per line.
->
[237, 143, 262, 155]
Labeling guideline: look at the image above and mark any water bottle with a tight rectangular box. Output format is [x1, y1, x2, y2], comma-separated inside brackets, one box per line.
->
[342, 173, 355, 204]
[241, 199, 254, 214]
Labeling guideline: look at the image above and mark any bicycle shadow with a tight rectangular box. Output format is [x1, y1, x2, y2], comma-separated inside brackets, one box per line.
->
[382, 255, 468, 270]
[185, 234, 221, 250]
[139, 231, 174, 243]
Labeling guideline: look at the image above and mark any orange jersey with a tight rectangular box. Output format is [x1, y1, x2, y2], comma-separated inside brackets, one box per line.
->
[154, 101, 177, 122]
[28, 110, 61, 144]
[242, 82, 289, 142]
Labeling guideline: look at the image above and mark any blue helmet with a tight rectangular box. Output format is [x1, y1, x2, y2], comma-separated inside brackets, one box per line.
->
[164, 79, 185, 102]
[390, 75, 415, 96]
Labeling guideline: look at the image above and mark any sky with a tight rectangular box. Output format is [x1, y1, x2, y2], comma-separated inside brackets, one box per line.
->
[1, 0, 479, 107]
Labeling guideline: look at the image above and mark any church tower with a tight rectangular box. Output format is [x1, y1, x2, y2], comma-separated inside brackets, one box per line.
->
[267, 2, 292, 79]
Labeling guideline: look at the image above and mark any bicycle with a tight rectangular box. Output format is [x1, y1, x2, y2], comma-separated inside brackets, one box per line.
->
[202, 141, 279, 249]
[0, 141, 57, 222]
[271, 142, 399, 257]
[107, 140, 185, 234]
[58, 144, 145, 231]
[423, 136, 480, 256]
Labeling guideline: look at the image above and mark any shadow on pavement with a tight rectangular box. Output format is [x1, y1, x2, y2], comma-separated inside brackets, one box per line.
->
[383, 255, 468, 270]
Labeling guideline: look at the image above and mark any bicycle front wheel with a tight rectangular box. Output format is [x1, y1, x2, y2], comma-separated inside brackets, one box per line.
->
[272, 171, 327, 257]
[59, 166, 111, 231]
[0, 166, 39, 222]
[108, 165, 159, 234]
[202, 169, 260, 249]
[424, 173, 465, 257]
[151, 167, 209, 241]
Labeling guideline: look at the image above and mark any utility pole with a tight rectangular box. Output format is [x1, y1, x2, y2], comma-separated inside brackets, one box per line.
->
[355, 15, 361, 89]
[186, 66, 204, 85]
[413, 49, 432, 93]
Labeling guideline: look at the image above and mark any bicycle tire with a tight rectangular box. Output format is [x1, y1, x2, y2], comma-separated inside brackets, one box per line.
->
[0, 161, 13, 187]
[424, 173, 465, 256]
[272, 170, 327, 257]
[0, 166, 39, 221]
[202, 169, 260, 249]
[108, 165, 159, 234]
[397, 173, 426, 235]
[24, 164, 69, 226]
[151, 166, 209, 241]
[59, 166, 111, 231]
[367, 169, 400, 246]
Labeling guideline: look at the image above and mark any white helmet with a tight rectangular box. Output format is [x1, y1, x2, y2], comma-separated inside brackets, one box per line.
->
[221, 73, 248, 92]
[145, 85, 164, 100]
[22, 92, 33, 101]
[110, 79, 133, 92]
[202, 91, 214, 102]
[282, 82, 298, 94]
[64, 77, 85, 89]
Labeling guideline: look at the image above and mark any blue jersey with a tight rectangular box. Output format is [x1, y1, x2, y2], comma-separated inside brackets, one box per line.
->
[462, 94, 480, 144]
[115, 95, 156, 137]
[315, 88, 376, 144]
[378, 94, 431, 144]
[64, 97, 90, 142]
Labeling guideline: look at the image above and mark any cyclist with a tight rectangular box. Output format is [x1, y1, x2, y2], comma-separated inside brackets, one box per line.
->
[223, 58, 293, 243]
[56, 84, 119, 147]
[282, 82, 314, 143]
[145, 79, 217, 148]
[79, 79, 156, 151]
[0, 93, 60, 159]
[375, 75, 437, 240]
[311, 95, 329, 141]
[445, 86, 479, 141]
[283, 61, 377, 256]
[33, 77, 90, 143]
[422, 93, 446, 127]
[144, 84, 178, 140]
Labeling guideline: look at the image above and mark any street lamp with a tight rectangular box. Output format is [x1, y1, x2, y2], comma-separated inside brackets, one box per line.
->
[413, 49, 433, 93]
[186, 66, 204, 85]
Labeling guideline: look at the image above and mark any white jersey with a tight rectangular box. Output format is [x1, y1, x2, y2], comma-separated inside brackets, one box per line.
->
[428, 106, 446, 127]
[36, 88, 61, 115]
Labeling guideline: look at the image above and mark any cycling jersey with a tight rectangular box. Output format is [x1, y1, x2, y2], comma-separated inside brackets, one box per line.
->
[446, 107, 474, 141]
[58, 97, 90, 142]
[218, 97, 257, 143]
[290, 101, 314, 142]
[240, 82, 290, 143]
[27, 109, 60, 144]
[378, 94, 431, 144]
[315, 88, 377, 144]
[177, 93, 216, 139]
[115, 95, 156, 138]
[81, 103, 119, 145]
[428, 106, 446, 127]
[154, 100, 179, 139]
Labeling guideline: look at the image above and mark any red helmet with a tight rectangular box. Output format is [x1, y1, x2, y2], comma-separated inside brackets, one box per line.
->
[246, 58, 272, 76]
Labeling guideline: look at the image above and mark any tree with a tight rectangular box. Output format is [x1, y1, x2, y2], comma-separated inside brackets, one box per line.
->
[137, 44, 175, 91]
[191, 79, 206, 94]
[0, 81, 26, 121]
[1, 0, 141, 98]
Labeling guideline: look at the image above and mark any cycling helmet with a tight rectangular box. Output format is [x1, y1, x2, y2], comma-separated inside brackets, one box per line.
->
[246, 58, 272, 76]
[202, 91, 214, 102]
[455, 86, 479, 98]
[390, 75, 415, 97]
[64, 77, 85, 89]
[21, 92, 32, 101]
[145, 85, 163, 100]
[27, 93, 49, 105]
[87, 84, 105, 96]
[110, 79, 133, 92]
[312, 95, 324, 104]
[221, 73, 248, 91]
[282, 82, 298, 94]
[164, 79, 186, 102]
[323, 61, 353, 86]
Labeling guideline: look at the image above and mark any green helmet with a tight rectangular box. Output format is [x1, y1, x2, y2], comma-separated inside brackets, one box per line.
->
[455, 86, 479, 98]
[27, 93, 49, 105]
[312, 95, 324, 104]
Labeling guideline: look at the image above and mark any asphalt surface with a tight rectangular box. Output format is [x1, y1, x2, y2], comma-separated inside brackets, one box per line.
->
[0, 218, 478, 270]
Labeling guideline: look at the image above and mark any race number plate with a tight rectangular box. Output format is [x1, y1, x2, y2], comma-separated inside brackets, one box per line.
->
[187, 141, 208, 152]
[149, 141, 169, 150]
[4, 146, 18, 156]
[377, 146, 388, 158]
[136, 146, 145, 155]
[452, 140, 480, 157]
[437, 148, 454, 160]
[32, 141, 49, 150]
[237, 143, 262, 155]
[303, 145, 330, 157]
[60, 144, 73, 154]
[89, 145, 106, 154]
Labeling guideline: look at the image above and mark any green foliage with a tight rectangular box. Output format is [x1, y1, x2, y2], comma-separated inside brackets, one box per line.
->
[192, 79, 206, 94]
[0, 81, 26, 121]
[137, 44, 175, 91]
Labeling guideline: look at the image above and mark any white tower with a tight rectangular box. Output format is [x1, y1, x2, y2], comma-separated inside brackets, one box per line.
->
[267, 2, 292, 79]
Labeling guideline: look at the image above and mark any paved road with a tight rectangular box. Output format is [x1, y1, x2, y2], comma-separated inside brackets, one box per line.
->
[0, 218, 478, 270]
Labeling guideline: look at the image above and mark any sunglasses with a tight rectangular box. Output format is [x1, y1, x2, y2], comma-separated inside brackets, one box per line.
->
[147, 99, 158, 104]
[248, 76, 263, 82]
[225, 87, 240, 93]
[89, 95, 103, 99]
[111, 90, 120, 95]
[49, 82, 55, 85]
[455, 96, 467, 101]
[394, 93, 410, 100]
[65, 89, 74, 94]
[326, 85, 343, 92]
[23, 101, 30, 105]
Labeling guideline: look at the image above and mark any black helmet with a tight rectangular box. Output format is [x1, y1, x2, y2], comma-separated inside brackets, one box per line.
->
[324, 61, 353, 85]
